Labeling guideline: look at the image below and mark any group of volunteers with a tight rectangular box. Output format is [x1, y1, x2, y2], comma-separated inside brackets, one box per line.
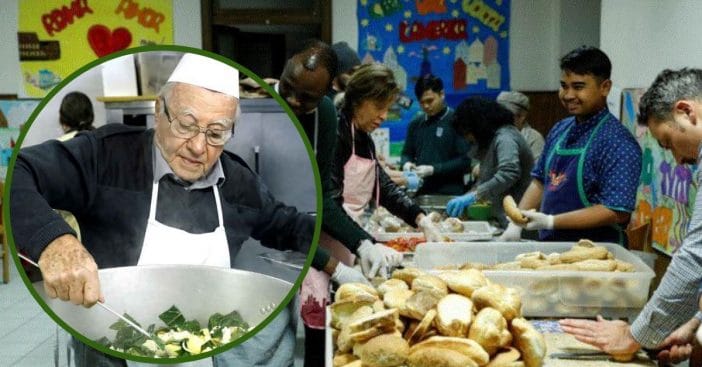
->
[10, 37, 702, 366]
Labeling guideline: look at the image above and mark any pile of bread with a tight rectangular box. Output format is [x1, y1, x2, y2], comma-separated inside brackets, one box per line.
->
[365, 208, 465, 234]
[441, 239, 636, 272]
[330, 267, 546, 367]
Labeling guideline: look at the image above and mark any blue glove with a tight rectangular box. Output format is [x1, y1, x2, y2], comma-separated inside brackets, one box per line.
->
[446, 193, 477, 217]
[403, 171, 420, 191]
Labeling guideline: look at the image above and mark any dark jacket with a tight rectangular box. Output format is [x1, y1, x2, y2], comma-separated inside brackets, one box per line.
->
[400, 106, 470, 195]
[330, 112, 424, 239]
[11, 124, 314, 269]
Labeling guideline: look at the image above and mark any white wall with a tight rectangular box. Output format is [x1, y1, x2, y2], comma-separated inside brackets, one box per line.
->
[4, 0, 201, 146]
[601, 0, 702, 90]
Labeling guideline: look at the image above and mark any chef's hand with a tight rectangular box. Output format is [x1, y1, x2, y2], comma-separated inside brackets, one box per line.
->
[402, 161, 416, 172]
[417, 214, 446, 242]
[415, 165, 434, 178]
[403, 171, 420, 191]
[498, 221, 523, 241]
[521, 210, 554, 230]
[655, 317, 700, 365]
[446, 192, 477, 217]
[331, 263, 371, 285]
[357, 240, 402, 279]
[559, 315, 641, 358]
[38, 234, 103, 307]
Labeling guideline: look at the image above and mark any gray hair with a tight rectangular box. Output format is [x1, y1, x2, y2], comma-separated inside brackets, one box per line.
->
[638, 68, 702, 126]
[158, 82, 241, 125]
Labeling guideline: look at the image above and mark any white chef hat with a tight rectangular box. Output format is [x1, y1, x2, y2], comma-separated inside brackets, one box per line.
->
[167, 53, 239, 98]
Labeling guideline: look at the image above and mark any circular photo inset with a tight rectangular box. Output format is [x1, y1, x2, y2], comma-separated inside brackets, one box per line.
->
[7, 46, 321, 365]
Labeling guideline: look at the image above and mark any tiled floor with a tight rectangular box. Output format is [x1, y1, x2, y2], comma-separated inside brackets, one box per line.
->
[0, 261, 62, 367]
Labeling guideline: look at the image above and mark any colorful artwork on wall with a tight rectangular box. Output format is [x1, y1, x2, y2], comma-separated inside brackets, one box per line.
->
[18, 0, 174, 97]
[358, 0, 510, 161]
[621, 88, 697, 256]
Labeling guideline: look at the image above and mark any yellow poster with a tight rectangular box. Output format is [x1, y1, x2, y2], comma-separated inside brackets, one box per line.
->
[18, 0, 173, 97]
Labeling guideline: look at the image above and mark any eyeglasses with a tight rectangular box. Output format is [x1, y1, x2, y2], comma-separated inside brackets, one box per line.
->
[162, 98, 233, 146]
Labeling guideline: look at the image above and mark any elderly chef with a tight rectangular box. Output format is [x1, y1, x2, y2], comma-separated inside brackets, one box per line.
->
[11, 52, 315, 366]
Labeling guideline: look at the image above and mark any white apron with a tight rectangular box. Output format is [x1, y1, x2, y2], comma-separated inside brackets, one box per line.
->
[137, 181, 230, 267]
[300, 121, 378, 329]
[128, 181, 229, 367]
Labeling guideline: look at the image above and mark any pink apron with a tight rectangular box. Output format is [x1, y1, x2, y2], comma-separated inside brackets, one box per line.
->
[300, 121, 379, 329]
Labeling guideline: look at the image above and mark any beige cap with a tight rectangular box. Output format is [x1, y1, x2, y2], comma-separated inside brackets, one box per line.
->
[167, 53, 239, 98]
[497, 91, 529, 114]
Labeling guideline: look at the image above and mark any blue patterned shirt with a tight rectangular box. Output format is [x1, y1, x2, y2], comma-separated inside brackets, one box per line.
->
[532, 108, 642, 212]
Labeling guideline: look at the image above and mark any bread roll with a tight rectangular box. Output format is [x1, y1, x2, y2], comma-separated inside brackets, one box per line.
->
[406, 309, 437, 345]
[574, 259, 617, 271]
[515, 251, 545, 261]
[333, 353, 358, 367]
[392, 267, 427, 286]
[503, 195, 528, 225]
[401, 291, 440, 320]
[492, 261, 522, 270]
[559, 246, 609, 263]
[408, 346, 478, 367]
[331, 296, 377, 329]
[383, 289, 415, 310]
[435, 294, 473, 337]
[615, 260, 636, 272]
[340, 360, 363, 367]
[427, 211, 443, 223]
[510, 318, 546, 367]
[410, 336, 489, 366]
[356, 334, 409, 367]
[349, 308, 399, 335]
[518, 257, 550, 270]
[472, 284, 522, 321]
[378, 278, 410, 296]
[335, 283, 380, 302]
[436, 269, 488, 297]
[337, 306, 375, 353]
[469, 307, 511, 355]
[441, 217, 465, 233]
[485, 347, 521, 367]
[411, 275, 449, 299]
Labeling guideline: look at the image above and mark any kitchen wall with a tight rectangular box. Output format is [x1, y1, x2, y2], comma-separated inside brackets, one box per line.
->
[1, 0, 201, 146]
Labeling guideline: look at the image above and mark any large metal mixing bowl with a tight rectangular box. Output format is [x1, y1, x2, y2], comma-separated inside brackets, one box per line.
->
[32, 265, 293, 342]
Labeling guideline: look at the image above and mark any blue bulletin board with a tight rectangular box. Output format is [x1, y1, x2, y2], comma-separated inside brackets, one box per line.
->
[621, 88, 697, 256]
[358, 0, 510, 159]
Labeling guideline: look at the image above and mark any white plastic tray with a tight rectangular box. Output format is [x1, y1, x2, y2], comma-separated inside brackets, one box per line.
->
[415, 241, 655, 319]
[373, 221, 493, 242]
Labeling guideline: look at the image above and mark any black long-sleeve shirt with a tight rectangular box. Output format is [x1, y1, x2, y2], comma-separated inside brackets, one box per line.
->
[11, 124, 315, 269]
[329, 112, 424, 245]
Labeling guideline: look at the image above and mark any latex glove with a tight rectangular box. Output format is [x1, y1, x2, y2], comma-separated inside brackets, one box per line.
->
[331, 263, 371, 285]
[498, 221, 523, 241]
[357, 240, 403, 278]
[417, 215, 446, 242]
[403, 171, 420, 191]
[522, 210, 555, 230]
[415, 165, 434, 178]
[402, 161, 416, 172]
[445, 192, 477, 217]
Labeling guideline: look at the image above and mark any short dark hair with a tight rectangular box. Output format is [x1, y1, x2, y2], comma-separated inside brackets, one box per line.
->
[414, 74, 444, 99]
[453, 97, 513, 151]
[560, 46, 612, 81]
[638, 68, 702, 126]
[342, 63, 400, 117]
[60, 91, 94, 131]
[293, 39, 339, 88]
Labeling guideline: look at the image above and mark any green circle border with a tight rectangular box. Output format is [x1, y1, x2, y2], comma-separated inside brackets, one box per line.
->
[3, 44, 322, 364]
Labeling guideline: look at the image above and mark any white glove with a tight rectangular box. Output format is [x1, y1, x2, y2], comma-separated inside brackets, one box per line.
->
[403, 161, 416, 172]
[417, 215, 446, 242]
[415, 165, 434, 178]
[498, 221, 523, 241]
[331, 263, 370, 285]
[522, 210, 555, 230]
[357, 240, 403, 278]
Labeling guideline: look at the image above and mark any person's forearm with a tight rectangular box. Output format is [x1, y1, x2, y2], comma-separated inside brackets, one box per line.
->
[552, 205, 629, 230]
[433, 155, 470, 177]
[518, 180, 543, 210]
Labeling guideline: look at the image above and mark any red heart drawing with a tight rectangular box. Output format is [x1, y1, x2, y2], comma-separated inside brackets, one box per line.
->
[87, 25, 132, 57]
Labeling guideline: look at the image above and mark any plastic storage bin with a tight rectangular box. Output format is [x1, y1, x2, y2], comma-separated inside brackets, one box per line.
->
[414, 242, 655, 319]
